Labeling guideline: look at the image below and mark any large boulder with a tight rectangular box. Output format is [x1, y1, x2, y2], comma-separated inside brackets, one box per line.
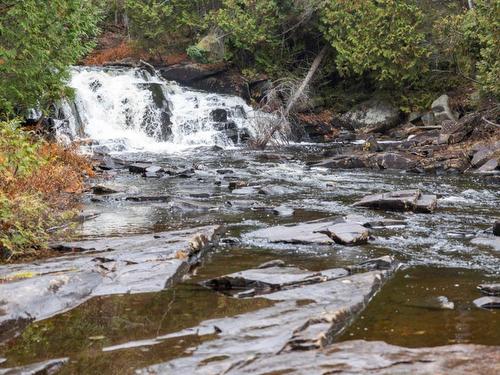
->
[335, 99, 401, 133]
[431, 94, 458, 123]
[158, 63, 250, 100]
[353, 189, 437, 213]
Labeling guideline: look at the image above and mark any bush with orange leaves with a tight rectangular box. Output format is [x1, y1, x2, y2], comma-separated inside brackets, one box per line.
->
[0, 120, 93, 261]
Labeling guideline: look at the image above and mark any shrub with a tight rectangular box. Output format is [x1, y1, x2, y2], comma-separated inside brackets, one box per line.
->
[187, 45, 209, 64]
[0, 121, 92, 261]
[434, 0, 499, 97]
[320, 0, 430, 85]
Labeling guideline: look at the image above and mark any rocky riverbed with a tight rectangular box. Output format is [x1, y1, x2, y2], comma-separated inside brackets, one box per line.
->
[0, 142, 499, 374]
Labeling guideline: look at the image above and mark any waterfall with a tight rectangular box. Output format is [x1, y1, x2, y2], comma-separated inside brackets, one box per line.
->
[61, 66, 258, 153]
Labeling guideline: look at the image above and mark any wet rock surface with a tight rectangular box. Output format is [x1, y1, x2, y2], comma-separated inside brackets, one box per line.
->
[0, 226, 220, 343]
[0, 358, 69, 375]
[353, 189, 437, 213]
[137, 260, 396, 374]
[224, 340, 500, 375]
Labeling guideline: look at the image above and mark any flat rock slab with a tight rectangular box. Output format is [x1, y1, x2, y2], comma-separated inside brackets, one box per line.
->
[353, 189, 437, 213]
[245, 219, 341, 245]
[0, 358, 68, 375]
[228, 340, 500, 375]
[322, 223, 369, 245]
[203, 266, 349, 297]
[0, 226, 220, 343]
[137, 261, 396, 374]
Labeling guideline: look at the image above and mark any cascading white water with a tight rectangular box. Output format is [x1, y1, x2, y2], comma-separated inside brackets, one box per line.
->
[63, 66, 258, 153]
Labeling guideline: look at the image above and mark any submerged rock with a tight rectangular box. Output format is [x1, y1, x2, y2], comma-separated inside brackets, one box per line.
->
[473, 296, 500, 309]
[91, 185, 123, 195]
[137, 260, 396, 374]
[0, 226, 220, 343]
[478, 284, 500, 296]
[0, 358, 69, 375]
[353, 189, 437, 213]
[203, 265, 349, 297]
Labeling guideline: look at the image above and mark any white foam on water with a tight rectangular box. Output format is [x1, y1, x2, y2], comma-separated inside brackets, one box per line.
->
[63, 67, 259, 153]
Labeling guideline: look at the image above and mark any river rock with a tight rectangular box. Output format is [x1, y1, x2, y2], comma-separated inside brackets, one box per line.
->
[471, 147, 495, 168]
[478, 284, 500, 296]
[257, 259, 286, 269]
[128, 163, 153, 174]
[0, 226, 220, 343]
[0, 358, 69, 375]
[473, 296, 500, 309]
[494, 221, 500, 236]
[203, 266, 349, 297]
[477, 158, 499, 174]
[336, 99, 400, 133]
[210, 108, 228, 122]
[432, 94, 458, 122]
[314, 155, 367, 169]
[158, 63, 227, 84]
[320, 222, 370, 245]
[137, 261, 396, 374]
[353, 190, 437, 213]
[374, 152, 417, 170]
[91, 185, 123, 195]
[246, 219, 342, 245]
[223, 340, 500, 375]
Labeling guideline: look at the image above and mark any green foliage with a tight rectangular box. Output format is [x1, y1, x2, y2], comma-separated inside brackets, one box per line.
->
[0, 120, 46, 179]
[0, 0, 101, 117]
[435, 0, 499, 97]
[187, 45, 209, 64]
[320, 0, 430, 84]
[125, 0, 210, 53]
[212, 0, 284, 52]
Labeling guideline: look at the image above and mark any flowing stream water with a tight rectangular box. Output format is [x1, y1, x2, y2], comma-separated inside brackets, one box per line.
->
[1, 67, 499, 373]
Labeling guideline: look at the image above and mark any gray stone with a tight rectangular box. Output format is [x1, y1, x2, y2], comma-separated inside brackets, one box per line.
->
[137, 263, 396, 374]
[203, 266, 349, 296]
[339, 99, 401, 133]
[478, 284, 500, 296]
[272, 205, 295, 217]
[421, 111, 436, 126]
[473, 296, 500, 309]
[321, 222, 370, 245]
[415, 194, 438, 213]
[246, 219, 342, 245]
[128, 163, 153, 174]
[0, 226, 220, 343]
[91, 185, 123, 195]
[0, 358, 69, 375]
[374, 152, 416, 170]
[471, 148, 495, 168]
[224, 340, 500, 375]
[477, 158, 499, 173]
[432, 94, 458, 122]
[353, 190, 419, 212]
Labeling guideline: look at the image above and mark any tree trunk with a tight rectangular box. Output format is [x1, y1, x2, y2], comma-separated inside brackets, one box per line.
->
[467, 0, 474, 9]
[252, 45, 329, 149]
[285, 45, 329, 116]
